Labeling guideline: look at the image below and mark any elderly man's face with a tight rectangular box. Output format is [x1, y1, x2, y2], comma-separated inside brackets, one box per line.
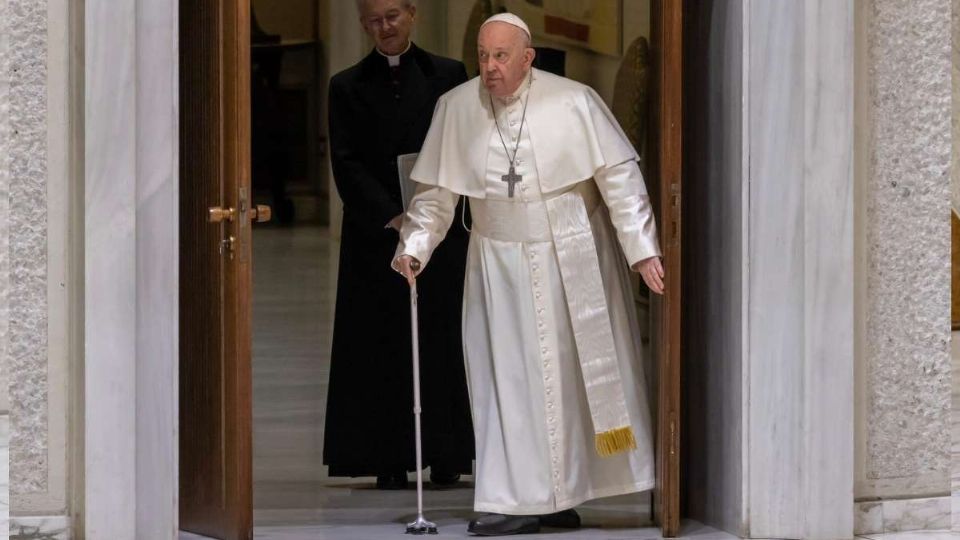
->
[359, 0, 416, 56]
[478, 22, 535, 98]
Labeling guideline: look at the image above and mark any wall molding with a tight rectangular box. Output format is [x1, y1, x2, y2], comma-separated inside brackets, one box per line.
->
[855, 496, 952, 535]
[9, 515, 70, 540]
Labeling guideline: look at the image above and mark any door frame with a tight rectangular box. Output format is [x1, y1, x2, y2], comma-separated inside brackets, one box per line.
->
[79, 1, 855, 538]
[650, 0, 683, 536]
[82, 0, 181, 537]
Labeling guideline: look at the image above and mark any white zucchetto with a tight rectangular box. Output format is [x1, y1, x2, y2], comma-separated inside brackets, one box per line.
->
[480, 13, 531, 41]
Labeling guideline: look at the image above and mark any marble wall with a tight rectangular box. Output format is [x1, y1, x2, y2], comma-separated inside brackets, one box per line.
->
[680, 0, 744, 535]
[1, 0, 72, 525]
[3, 0, 50, 499]
[134, 0, 179, 536]
[952, 0, 959, 215]
[681, 2, 855, 538]
[84, 0, 180, 537]
[0, 0, 13, 536]
[953, 0, 959, 531]
[1, 415, 8, 539]
[856, 0, 953, 502]
[746, 2, 854, 537]
[0, 0, 9, 424]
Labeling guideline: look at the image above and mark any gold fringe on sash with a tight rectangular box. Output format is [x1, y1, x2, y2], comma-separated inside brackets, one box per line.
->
[594, 426, 637, 457]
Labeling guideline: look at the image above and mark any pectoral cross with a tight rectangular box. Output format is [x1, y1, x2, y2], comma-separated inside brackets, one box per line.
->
[502, 165, 522, 198]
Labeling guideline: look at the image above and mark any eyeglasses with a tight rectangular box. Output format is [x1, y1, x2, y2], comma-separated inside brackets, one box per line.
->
[365, 11, 405, 30]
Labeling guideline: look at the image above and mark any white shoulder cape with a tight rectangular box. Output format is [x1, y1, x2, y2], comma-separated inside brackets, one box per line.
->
[410, 68, 639, 198]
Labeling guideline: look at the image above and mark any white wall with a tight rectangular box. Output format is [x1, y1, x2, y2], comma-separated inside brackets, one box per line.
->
[84, 0, 179, 537]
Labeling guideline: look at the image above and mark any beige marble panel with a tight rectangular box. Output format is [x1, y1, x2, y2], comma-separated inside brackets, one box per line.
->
[0, 415, 8, 540]
[4, 0, 50, 499]
[859, 0, 952, 500]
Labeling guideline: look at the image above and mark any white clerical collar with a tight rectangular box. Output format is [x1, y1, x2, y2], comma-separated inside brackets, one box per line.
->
[496, 71, 534, 105]
[376, 41, 412, 67]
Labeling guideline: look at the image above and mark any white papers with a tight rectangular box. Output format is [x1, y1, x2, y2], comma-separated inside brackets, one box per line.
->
[397, 152, 419, 212]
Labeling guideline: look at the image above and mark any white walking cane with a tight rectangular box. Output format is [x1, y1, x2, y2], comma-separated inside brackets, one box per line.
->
[405, 260, 438, 535]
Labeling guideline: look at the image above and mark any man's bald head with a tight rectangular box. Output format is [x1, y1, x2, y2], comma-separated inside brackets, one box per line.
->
[478, 20, 535, 98]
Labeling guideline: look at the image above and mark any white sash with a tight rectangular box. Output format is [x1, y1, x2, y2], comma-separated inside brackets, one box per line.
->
[469, 183, 637, 456]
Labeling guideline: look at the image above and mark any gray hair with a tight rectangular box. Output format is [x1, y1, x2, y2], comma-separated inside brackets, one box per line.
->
[355, 0, 415, 14]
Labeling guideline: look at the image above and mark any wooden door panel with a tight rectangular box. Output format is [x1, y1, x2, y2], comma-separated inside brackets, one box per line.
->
[180, 0, 253, 538]
[650, 0, 683, 537]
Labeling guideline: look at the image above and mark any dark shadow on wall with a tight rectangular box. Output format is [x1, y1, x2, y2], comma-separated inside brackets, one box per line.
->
[681, 0, 744, 535]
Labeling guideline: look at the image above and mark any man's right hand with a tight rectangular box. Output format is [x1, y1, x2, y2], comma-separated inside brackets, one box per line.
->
[395, 255, 421, 286]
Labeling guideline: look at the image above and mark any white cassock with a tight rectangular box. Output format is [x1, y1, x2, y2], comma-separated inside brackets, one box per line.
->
[394, 68, 661, 515]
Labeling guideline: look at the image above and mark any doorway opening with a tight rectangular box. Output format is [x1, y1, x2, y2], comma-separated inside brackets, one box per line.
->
[178, 1, 681, 538]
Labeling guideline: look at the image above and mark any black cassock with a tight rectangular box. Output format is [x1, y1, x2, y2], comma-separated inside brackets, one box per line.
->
[323, 44, 474, 477]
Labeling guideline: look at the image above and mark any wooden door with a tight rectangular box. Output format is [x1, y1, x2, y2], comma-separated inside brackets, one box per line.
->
[179, 0, 254, 538]
[649, 0, 683, 537]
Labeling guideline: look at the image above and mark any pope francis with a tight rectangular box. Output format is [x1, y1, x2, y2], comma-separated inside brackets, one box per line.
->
[394, 13, 665, 536]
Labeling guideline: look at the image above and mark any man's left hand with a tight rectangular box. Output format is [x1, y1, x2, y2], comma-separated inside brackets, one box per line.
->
[387, 214, 404, 231]
[632, 256, 665, 295]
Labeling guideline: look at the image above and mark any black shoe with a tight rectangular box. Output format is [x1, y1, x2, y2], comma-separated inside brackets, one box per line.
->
[467, 513, 540, 536]
[539, 508, 581, 528]
[375, 471, 408, 490]
[429, 469, 461, 487]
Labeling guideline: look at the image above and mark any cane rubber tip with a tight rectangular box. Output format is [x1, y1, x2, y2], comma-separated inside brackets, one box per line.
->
[405, 526, 438, 535]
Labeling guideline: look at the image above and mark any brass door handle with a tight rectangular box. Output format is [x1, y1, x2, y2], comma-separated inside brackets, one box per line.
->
[208, 206, 236, 223]
[249, 205, 272, 223]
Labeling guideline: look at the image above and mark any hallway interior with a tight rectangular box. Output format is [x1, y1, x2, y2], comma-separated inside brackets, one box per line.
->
[179, 224, 673, 539]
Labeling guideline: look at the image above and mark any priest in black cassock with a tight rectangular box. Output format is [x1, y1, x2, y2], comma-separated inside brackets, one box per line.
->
[323, 0, 474, 490]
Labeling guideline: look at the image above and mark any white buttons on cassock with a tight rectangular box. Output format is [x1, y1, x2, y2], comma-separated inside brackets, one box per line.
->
[528, 246, 563, 496]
